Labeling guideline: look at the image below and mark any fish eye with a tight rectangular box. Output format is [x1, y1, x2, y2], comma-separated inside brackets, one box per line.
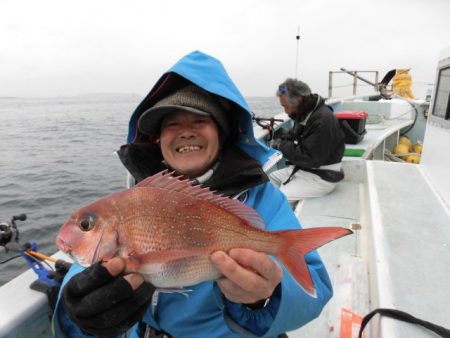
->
[79, 218, 93, 231]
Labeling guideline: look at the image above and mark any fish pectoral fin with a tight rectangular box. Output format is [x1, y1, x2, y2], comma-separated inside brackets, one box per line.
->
[139, 263, 168, 275]
[140, 255, 221, 288]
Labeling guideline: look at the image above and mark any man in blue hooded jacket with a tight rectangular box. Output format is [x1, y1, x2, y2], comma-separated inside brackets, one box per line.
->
[52, 51, 335, 338]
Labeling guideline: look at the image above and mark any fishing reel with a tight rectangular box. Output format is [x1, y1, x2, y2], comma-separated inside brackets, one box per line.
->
[0, 213, 26, 249]
[1, 213, 71, 299]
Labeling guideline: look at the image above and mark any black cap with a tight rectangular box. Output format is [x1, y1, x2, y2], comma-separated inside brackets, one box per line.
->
[138, 85, 229, 137]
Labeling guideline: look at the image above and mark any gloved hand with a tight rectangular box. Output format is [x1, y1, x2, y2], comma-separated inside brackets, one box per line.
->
[270, 138, 283, 150]
[61, 257, 154, 337]
[272, 128, 291, 140]
[50, 260, 73, 283]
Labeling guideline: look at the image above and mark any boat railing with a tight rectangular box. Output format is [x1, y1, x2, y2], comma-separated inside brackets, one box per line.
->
[328, 69, 380, 99]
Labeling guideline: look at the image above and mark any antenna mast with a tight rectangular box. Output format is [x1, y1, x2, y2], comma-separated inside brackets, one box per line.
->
[295, 25, 300, 79]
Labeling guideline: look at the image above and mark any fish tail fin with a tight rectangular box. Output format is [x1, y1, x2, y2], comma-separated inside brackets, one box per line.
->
[277, 227, 352, 297]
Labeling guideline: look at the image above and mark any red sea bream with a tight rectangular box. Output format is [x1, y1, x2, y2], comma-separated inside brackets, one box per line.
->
[56, 171, 352, 296]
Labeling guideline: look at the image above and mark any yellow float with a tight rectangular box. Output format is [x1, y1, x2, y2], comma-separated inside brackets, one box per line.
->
[399, 136, 412, 151]
[393, 143, 409, 155]
[412, 143, 423, 154]
[404, 154, 421, 164]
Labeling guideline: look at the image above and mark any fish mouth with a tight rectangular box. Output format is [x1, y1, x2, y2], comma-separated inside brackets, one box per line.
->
[55, 236, 72, 253]
[176, 145, 202, 153]
[56, 237, 90, 266]
[56, 237, 89, 267]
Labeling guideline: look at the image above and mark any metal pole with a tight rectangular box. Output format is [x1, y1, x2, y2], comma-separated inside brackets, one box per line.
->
[340, 67, 377, 87]
[295, 26, 300, 79]
[353, 72, 357, 96]
[375, 71, 379, 92]
[328, 71, 333, 98]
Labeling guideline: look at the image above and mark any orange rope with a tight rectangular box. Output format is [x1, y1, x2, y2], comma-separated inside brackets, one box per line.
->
[26, 250, 58, 263]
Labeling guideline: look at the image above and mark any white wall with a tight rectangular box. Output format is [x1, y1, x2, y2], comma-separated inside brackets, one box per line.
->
[420, 120, 450, 209]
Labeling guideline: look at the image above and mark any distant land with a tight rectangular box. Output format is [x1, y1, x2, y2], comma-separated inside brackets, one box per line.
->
[0, 93, 277, 100]
[0, 93, 143, 100]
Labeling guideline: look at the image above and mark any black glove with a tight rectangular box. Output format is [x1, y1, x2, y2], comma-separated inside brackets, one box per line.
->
[50, 260, 73, 283]
[272, 128, 291, 140]
[61, 262, 155, 337]
[270, 138, 283, 150]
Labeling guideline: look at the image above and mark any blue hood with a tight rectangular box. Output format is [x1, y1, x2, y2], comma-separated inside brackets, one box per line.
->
[127, 50, 276, 165]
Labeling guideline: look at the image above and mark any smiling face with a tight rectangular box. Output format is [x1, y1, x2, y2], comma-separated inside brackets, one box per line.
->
[159, 111, 221, 178]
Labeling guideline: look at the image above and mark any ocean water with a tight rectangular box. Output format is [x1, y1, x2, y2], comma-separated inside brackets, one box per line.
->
[0, 95, 281, 286]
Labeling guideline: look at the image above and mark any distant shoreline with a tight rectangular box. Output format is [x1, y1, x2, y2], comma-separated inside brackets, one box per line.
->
[0, 93, 143, 100]
[0, 94, 277, 100]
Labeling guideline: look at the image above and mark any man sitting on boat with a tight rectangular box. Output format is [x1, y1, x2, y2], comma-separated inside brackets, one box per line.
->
[269, 78, 345, 205]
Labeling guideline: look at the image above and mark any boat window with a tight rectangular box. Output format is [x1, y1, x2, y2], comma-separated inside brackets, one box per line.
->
[432, 66, 450, 120]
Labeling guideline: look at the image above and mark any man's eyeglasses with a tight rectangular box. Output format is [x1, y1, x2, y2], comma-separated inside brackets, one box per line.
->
[278, 86, 287, 94]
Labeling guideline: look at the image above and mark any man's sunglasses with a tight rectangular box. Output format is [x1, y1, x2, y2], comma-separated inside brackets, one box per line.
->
[278, 86, 287, 94]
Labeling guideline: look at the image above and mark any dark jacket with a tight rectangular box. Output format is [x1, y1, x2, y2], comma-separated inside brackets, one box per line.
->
[117, 142, 268, 197]
[276, 94, 345, 181]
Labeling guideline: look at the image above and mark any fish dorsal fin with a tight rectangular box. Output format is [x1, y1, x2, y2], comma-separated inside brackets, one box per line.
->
[135, 170, 266, 230]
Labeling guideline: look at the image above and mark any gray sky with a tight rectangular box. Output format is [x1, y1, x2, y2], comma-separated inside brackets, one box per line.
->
[1, 0, 449, 98]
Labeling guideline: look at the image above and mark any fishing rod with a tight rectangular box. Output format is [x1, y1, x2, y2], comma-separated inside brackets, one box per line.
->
[340, 67, 377, 87]
[1, 213, 71, 293]
[339, 67, 398, 99]
[252, 116, 284, 140]
[295, 25, 300, 79]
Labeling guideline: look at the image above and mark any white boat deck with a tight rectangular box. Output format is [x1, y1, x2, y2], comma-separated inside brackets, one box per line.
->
[287, 158, 449, 338]
[365, 161, 450, 338]
[0, 251, 69, 338]
[288, 160, 369, 338]
[0, 267, 52, 338]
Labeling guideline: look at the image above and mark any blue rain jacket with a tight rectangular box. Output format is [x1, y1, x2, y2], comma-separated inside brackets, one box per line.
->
[53, 51, 333, 338]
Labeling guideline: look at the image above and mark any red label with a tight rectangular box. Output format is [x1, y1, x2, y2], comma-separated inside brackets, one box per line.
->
[340, 308, 364, 338]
